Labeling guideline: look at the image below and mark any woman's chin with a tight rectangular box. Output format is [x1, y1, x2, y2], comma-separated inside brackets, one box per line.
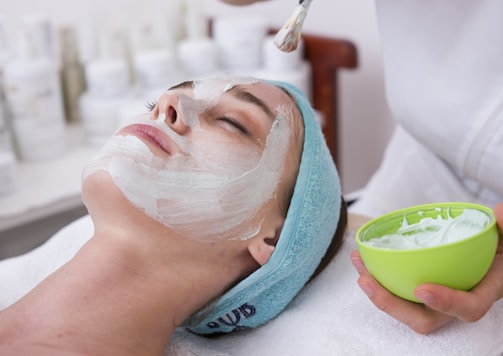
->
[82, 171, 127, 213]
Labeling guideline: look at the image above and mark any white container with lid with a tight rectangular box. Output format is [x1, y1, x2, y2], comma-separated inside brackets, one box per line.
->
[213, 16, 267, 71]
[3, 20, 66, 161]
[85, 58, 130, 98]
[79, 92, 129, 148]
[80, 58, 130, 148]
[178, 38, 219, 78]
[79, 21, 132, 148]
[133, 48, 179, 91]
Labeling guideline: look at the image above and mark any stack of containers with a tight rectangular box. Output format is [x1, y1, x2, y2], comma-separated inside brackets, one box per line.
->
[177, 0, 219, 80]
[116, 17, 182, 126]
[212, 15, 267, 75]
[0, 6, 318, 193]
[3, 15, 67, 161]
[130, 18, 180, 103]
[79, 23, 131, 148]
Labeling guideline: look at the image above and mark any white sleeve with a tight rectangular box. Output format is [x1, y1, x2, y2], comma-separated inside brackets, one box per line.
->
[350, 127, 503, 218]
[373, 0, 503, 199]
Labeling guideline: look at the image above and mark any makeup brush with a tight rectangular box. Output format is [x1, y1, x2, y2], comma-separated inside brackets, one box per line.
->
[274, 0, 314, 53]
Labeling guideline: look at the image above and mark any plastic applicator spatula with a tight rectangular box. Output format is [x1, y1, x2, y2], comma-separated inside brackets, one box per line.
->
[274, 0, 314, 53]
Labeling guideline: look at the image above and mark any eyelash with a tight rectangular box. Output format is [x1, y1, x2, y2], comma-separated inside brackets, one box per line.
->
[145, 101, 157, 111]
[219, 117, 250, 136]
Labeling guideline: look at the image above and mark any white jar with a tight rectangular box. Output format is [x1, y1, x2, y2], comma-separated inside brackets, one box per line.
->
[79, 92, 129, 148]
[79, 56, 131, 147]
[133, 48, 179, 91]
[3, 25, 66, 161]
[84, 58, 130, 98]
[178, 37, 219, 78]
[213, 16, 267, 71]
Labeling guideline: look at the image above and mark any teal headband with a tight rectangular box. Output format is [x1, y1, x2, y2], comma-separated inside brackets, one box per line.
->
[182, 80, 342, 334]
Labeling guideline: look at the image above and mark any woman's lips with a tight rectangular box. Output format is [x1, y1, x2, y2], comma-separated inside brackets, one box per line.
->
[119, 124, 175, 155]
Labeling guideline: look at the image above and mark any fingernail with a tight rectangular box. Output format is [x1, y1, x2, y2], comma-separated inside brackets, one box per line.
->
[415, 290, 435, 304]
[351, 257, 365, 273]
[359, 283, 373, 298]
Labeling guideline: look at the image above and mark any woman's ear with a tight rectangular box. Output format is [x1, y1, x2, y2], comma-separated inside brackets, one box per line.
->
[248, 238, 276, 266]
[248, 210, 284, 265]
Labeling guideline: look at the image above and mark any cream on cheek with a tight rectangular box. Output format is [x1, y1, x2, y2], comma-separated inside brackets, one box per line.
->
[82, 78, 293, 242]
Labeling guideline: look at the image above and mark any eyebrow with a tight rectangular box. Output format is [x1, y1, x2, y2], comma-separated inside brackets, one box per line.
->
[168, 80, 194, 90]
[226, 85, 276, 121]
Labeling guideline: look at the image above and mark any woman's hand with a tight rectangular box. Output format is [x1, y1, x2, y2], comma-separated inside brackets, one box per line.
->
[351, 202, 503, 334]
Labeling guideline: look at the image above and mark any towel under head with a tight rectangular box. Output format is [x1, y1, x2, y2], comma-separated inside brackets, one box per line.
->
[182, 79, 342, 334]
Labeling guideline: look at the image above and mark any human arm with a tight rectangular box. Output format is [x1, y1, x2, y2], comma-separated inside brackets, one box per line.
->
[351, 202, 503, 334]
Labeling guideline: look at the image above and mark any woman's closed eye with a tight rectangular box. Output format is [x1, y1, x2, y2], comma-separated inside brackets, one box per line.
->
[218, 116, 250, 136]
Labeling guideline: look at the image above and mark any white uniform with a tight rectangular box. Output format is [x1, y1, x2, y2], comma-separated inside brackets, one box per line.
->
[353, 0, 503, 217]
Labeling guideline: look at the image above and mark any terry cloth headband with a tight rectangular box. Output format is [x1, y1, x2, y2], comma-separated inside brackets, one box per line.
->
[182, 80, 342, 334]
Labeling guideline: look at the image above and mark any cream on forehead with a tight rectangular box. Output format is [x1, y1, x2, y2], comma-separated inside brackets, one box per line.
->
[82, 79, 293, 242]
[192, 75, 258, 105]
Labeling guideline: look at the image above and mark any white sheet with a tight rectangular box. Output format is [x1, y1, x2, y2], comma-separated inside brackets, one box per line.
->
[1, 215, 502, 355]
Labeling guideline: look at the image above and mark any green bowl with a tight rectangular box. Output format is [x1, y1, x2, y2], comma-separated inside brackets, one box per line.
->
[355, 202, 498, 302]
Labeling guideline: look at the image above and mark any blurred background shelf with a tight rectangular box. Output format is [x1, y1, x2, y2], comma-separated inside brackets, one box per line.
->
[0, 125, 94, 259]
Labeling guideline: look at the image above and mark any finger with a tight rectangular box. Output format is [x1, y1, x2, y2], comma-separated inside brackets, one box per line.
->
[350, 250, 366, 273]
[357, 273, 453, 334]
[414, 285, 484, 322]
[350, 250, 453, 334]
[411, 203, 503, 322]
[494, 202, 503, 229]
[494, 203, 503, 253]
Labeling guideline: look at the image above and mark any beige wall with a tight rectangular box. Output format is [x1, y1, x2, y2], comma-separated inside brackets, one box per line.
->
[0, 0, 395, 194]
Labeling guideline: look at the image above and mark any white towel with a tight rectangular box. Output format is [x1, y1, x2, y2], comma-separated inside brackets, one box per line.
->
[1, 215, 502, 355]
[0, 215, 92, 309]
[166, 227, 503, 355]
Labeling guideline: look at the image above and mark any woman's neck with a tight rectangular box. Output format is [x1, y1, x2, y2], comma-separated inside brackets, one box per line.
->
[0, 224, 257, 355]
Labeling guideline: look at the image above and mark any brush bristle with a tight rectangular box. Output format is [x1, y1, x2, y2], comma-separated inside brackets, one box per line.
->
[274, 24, 302, 52]
[274, 2, 310, 53]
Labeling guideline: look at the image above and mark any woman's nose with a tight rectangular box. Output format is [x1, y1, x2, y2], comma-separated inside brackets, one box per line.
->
[153, 92, 190, 134]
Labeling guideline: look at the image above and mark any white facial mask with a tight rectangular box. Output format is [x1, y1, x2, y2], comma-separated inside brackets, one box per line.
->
[82, 76, 294, 242]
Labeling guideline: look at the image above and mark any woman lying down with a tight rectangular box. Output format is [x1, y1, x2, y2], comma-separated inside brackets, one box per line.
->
[0, 76, 347, 354]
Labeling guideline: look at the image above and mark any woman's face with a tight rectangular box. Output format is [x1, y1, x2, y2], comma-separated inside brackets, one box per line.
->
[82, 76, 301, 242]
